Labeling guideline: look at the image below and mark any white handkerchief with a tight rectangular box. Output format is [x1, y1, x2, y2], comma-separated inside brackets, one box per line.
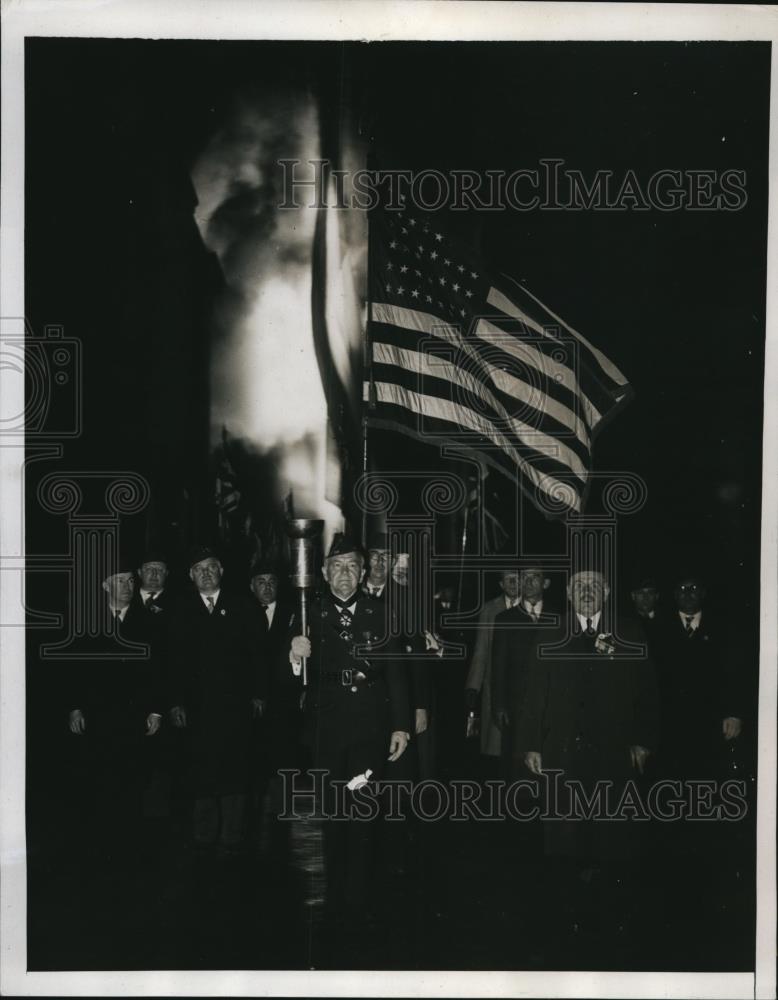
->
[346, 768, 374, 791]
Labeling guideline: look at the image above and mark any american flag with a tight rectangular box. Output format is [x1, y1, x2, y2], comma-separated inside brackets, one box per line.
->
[365, 208, 632, 514]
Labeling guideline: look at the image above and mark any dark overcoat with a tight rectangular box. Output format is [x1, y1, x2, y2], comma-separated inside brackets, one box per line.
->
[516, 613, 659, 858]
[254, 599, 302, 773]
[492, 603, 559, 768]
[68, 601, 162, 747]
[168, 589, 266, 796]
[654, 610, 744, 778]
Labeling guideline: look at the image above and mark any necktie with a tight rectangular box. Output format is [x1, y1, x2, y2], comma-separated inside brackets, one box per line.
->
[206, 596, 215, 614]
[585, 618, 595, 636]
[145, 592, 157, 607]
[114, 608, 122, 621]
[685, 616, 695, 636]
[527, 604, 538, 623]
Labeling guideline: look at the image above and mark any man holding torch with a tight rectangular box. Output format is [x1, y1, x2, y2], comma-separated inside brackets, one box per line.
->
[290, 532, 411, 917]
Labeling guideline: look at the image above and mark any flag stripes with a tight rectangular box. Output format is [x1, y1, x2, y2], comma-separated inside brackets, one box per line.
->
[366, 208, 632, 514]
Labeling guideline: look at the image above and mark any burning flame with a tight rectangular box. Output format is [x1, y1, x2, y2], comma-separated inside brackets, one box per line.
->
[191, 88, 344, 544]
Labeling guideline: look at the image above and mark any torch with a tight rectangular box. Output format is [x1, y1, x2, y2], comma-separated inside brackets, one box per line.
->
[286, 518, 324, 687]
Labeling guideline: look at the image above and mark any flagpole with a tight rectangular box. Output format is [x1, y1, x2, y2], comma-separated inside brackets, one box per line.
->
[457, 497, 470, 614]
[361, 148, 378, 549]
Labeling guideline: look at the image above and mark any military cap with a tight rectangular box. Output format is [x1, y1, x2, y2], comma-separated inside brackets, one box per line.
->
[139, 548, 169, 568]
[249, 557, 282, 580]
[326, 532, 365, 561]
[188, 544, 221, 569]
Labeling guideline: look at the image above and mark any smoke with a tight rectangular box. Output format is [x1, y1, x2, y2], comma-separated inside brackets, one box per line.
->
[191, 85, 343, 536]
[192, 88, 317, 288]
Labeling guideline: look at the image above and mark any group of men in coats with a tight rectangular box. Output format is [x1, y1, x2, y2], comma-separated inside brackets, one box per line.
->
[66, 531, 438, 920]
[467, 564, 744, 785]
[67, 546, 291, 854]
[66, 534, 748, 935]
[464, 561, 747, 919]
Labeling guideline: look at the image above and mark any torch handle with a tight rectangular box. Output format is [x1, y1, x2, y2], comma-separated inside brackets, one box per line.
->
[299, 588, 309, 688]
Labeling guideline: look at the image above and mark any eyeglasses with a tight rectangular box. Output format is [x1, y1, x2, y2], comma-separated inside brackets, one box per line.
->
[677, 584, 702, 593]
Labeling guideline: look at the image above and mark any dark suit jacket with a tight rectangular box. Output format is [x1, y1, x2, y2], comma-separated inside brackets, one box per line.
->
[68, 600, 162, 748]
[362, 582, 432, 711]
[168, 588, 267, 795]
[516, 614, 659, 769]
[655, 609, 744, 774]
[253, 598, 301, 770]
[257, 598, 297, 688]
[491, 603, 559, 726]
[130, 588, 174, 710]
[515, 613, 659, 858]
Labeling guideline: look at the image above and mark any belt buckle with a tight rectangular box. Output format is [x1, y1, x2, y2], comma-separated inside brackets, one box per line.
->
[341, 668, 354, 686]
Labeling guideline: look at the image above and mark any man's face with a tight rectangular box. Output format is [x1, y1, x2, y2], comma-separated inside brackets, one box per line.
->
[499, 571, 521, 601]
[103, 571, 135, 607]
[631, 586, 658, 617]
[250, 573, 278, 606]
[190, 557, 223, 595]
[568, 572, 609, 617]
[392, 553, 409, 587]
[139, 561, 168, 592]
[520, 568, 549, 604]
[367, 548, 389, 586]
[323, 552, 364, 600]
[674, 578, 705, 615]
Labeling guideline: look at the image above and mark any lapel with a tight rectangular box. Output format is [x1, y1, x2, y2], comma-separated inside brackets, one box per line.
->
[268, 602, 293, 637]
[674, 611, 703, 641]
[196, 590, 223, 619]
[566, 614, 599, 655]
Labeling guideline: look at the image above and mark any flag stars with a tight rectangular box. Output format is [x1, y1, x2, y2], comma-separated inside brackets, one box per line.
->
[408, 218, 417, 226]
[411, 289, 420, 299]
[470, 271, 478, 279]
[430, 251, 439, 260]
[457, 264, 465, 273]
[401, 227, 408, 234]
[400, 264, 408, 273]
[425, 294, 433, 303]
[465, 289, 473, 298]
[452, 283, 460, 292]
[434, 233, 443, 242]
[444, 258, 451, 266]
[397, 285, 405, 295]
[389, 240, 398, 250]
[386, 261, 394, 270]
[417, 244, 425, 253]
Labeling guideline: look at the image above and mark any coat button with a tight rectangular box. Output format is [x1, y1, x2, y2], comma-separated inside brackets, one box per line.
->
[351, 685, 358, 693]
